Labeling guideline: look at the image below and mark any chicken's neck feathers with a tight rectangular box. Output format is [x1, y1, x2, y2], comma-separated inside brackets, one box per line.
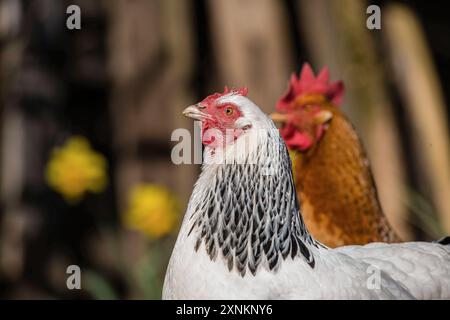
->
[185, 126, 323, 276]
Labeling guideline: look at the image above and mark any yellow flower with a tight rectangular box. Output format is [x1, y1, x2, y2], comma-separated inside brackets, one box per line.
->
[45, 136, 108, 202]
[123, 184, 179, 239]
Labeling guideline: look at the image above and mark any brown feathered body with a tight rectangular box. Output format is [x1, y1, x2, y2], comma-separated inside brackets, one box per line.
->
[290, 105, 399, 247]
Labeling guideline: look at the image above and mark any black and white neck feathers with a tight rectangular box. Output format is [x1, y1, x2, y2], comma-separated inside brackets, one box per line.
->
[186, 114, 322, 277]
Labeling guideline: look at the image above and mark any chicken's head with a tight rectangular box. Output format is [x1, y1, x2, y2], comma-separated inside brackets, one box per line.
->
[271, 63, 344, 151]
[183, 87, 264, 150]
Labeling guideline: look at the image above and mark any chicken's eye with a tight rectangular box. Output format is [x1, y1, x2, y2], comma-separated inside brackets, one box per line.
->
[225, 107, 233, 116]
[304, 105, 313, 112]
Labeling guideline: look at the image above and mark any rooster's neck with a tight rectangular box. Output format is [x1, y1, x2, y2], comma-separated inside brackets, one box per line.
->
[187, 130, 321, 276]
[294, 110, 400, 246]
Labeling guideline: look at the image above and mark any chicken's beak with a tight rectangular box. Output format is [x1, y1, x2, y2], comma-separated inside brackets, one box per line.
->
[182, 104, 211, 121]
[270, 113, 288, 124]
[314, 110, 333, 125]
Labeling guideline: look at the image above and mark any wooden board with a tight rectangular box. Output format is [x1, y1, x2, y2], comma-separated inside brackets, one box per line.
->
[207, 0, 294, 113]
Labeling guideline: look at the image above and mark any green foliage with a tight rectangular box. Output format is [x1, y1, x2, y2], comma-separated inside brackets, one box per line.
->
[405, 188, 445, 239]
[84, 270, 118, 300]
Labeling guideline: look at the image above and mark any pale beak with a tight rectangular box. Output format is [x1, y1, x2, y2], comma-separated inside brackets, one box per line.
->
[182, 105, 212, 121]
[270, 112, 288, 123]
[314, 110, 333, 125]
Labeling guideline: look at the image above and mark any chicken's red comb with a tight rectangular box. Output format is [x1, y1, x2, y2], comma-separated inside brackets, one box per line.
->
[276, 63, 344, 112]
[201, 86, 248, 106]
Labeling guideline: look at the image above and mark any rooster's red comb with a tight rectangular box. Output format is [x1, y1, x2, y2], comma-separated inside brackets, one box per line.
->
[276, 63, 344, 112]
[201, 86, 248, 107]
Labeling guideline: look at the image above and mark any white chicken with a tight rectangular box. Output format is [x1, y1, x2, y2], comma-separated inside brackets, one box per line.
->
[163, 88, 450, 299]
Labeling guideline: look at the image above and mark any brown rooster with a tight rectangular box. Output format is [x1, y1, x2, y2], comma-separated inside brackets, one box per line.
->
[271, 63, 399, 247]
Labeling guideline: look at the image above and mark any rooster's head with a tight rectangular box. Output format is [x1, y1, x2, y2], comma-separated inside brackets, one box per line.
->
[271, 63, 344, 151]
